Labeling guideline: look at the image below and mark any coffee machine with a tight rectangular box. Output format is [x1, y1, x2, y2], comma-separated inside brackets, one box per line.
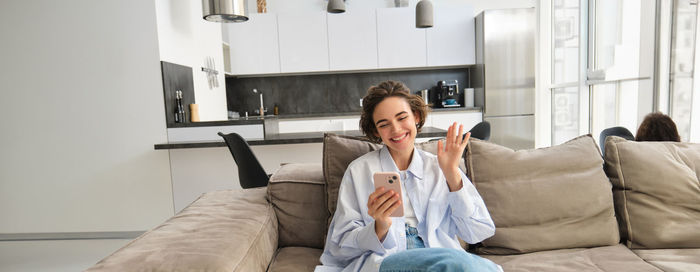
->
[432, 80, 460, 108]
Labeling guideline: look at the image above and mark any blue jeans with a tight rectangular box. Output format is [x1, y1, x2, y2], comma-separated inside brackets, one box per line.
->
[379, 225, 501, 272]
[406, 224, 425, 249]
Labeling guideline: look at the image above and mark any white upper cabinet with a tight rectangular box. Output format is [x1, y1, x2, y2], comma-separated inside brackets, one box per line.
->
[426, 5, 476, 66]
[327, 9, 378, 71]
[277, 12, 330, 73]
[223, 13, 280, 75]
[376, 7, 427, 69]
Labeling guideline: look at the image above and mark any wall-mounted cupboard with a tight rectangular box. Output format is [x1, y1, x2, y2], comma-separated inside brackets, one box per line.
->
[327, 10, 378, 70]
[223, 5, 475, 76]
[224, 13, 280, 75]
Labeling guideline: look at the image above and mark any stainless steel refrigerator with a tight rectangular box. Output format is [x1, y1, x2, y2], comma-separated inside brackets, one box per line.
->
[472, 8, 536, 150]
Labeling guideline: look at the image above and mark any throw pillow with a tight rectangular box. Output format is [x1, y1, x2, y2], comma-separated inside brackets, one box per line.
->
[465, 135, 619, 254]
[604, 136, 700, 249]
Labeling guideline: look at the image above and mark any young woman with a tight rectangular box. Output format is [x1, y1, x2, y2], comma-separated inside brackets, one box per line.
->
[316, 81, 501, 272]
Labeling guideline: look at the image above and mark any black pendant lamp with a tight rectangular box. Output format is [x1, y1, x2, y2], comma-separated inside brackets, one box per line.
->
[416, 0, 433, 28]
[327, 0, 345, 14]
[202, 0, 249, 23]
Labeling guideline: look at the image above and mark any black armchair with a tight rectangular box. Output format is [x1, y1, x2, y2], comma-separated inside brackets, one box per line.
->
[599, 126, 634, 157]
[468, 121, 491, 141]
[217, 132, 269, 189]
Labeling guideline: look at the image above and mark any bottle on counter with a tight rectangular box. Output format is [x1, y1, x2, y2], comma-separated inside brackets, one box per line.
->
[175, 90, 186, 123]
[274, 104, 279, 115]
[174, 90, 181, 123]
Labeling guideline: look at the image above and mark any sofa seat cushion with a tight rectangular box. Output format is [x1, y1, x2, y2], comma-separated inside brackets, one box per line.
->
[481, 244, 662, 272]
[268, 247, 323, 272]
[269, 163, 327, 249]
[604, 137, 700, 249]
[633, 248, 700, 272]
[86, 188, 278, 272]
[465, 135, 619, 254]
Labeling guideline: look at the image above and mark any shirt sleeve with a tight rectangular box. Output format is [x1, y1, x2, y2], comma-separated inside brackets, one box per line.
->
[320, 166, 398, 267]
[445, 170, 496, 244]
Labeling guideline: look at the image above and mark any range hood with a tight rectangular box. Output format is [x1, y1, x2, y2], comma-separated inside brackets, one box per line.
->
[202, 0, 248, 23]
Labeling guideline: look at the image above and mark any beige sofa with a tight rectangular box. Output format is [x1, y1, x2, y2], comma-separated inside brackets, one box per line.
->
[87, 134, 700, 272]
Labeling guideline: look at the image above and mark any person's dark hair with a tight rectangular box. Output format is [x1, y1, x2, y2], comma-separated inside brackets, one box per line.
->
[359, 81, 429, 143]
[635, 112, 681, 142]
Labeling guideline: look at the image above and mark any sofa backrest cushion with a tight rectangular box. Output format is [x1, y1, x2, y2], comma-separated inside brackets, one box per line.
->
[323, 134, 381, 225]
[269, 163, 327, 249]
[465, 135, 619, 254]
[604, 136, 700, 249]
[322, 133, 465, 227]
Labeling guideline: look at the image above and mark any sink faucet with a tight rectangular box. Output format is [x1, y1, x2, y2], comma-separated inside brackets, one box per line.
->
[253, 88, 266, 116]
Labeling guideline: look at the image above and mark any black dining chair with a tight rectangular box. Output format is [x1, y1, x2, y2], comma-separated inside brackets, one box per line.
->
[468, 121, 491, 141]
[599, 126, 634, 157]
[217, 132, 269, 189]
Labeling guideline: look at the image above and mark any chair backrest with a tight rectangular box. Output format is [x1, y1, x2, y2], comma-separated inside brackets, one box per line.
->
[599, 126, 634, 156]
[469, 121, 491, 141]
[217, 132, 269, 189]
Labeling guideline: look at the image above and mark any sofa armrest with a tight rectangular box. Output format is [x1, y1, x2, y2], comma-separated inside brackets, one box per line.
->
[86, 188, 279, 272]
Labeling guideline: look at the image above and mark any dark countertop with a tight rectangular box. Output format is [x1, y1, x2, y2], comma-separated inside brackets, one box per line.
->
[154, 127, 447, 149]
[166, 107, 482, 128]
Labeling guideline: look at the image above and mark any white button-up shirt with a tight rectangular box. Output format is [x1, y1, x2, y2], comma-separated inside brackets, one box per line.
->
[316, 146, 496, 272]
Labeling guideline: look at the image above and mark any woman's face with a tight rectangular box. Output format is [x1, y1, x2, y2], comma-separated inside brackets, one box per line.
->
[372, 96, 419, 154]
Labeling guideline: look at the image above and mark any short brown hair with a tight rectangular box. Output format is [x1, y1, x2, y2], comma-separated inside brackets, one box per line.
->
[359, 81, 429, 143]
[635, 112, 681, 142]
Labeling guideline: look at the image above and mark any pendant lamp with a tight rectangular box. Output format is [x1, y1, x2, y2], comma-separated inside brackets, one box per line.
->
[327, 0, 345, 14]
[416, 0, 433, 28]
[202, 0, 248, 23]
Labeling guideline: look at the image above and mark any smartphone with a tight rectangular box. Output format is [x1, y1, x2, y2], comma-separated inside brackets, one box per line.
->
[373, 172, 404, 217]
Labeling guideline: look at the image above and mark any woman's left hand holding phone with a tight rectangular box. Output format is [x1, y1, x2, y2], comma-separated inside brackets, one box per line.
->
[367, 187, 401, 242]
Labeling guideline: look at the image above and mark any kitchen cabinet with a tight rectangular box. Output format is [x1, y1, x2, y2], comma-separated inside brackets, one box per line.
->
[427, 111, 483, 132]
[376, 7, 427, 69]
[166, 125, 264, 142]
[277, 12, 329, 73]
[427, 5, 476, 66]
[223, 13, 280, 75]
[327, 10, 378, 71]
[277, 116, 361, 133]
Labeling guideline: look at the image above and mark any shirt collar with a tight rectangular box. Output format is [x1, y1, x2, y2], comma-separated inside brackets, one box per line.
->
[379, 146, 424, 180]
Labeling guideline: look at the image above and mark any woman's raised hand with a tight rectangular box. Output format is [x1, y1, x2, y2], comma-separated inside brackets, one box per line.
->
[367, 187, 401, 242]
[437, 122, 470, 191]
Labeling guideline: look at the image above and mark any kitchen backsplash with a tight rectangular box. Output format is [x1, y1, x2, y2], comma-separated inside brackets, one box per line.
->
[226, 68, 469, 116]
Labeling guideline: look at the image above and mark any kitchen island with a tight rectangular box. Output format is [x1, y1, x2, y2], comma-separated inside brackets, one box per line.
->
[154, 126, 447, 149]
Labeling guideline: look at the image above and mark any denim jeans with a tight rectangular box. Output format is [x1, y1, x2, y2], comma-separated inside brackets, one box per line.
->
[379, 225, 501, 272]
[405, 224, 425, 249]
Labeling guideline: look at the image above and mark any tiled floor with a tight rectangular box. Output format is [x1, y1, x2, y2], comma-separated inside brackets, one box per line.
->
[0, 239, 130, 272]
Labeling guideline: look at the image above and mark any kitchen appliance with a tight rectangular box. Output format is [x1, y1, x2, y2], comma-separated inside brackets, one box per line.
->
[472, 8, 535, 149]
[433, 80, 461, 108]
[420, 89, 430, 105]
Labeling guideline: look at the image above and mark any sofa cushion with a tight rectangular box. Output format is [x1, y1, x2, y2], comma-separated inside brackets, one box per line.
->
[604, 137, 700, 249]
[269, 163, 327, 249]
[322, 133, 464, 226]
[465, 135, 619, 254]
[481, 244, 662, 272]
[632, 248, 700, 272]
[86, 188, 278, 272]
[268, 247, 323, 272]
[323, 134, 381, 223]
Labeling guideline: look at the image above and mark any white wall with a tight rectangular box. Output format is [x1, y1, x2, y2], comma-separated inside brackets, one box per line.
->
[0, 0, 173, 233]
[155, 0, 228, 121]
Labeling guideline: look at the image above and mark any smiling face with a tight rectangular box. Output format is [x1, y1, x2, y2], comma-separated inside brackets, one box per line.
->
[372, 96, 420, 155]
